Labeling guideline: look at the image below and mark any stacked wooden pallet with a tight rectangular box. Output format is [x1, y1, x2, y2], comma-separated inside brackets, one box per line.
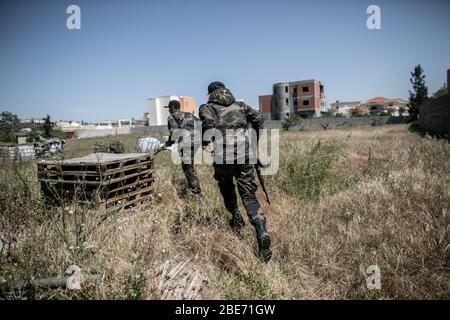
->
[37, 153, 155, 209]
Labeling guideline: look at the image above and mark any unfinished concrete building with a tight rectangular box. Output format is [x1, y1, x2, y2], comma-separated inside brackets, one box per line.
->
[259, 80, 327, 120]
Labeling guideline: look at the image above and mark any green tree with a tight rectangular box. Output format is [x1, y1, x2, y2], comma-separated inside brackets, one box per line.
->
[409, 64, 429, 120]
[41, 114, 56, 139]
[321, 110, 335, 118]
[282, 114, 302, 131]
[432, 83, 448, 99]
[351, 108, 364, 117]
[0, 111, 21, 143]
[51, 129, 66, 140]
[378, 110, 391, 117]
[26, 125, 41, 143]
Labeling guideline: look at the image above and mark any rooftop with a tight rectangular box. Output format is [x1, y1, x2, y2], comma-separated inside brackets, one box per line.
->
[368, 97, 388, 102]
[273, 79, 321, 86]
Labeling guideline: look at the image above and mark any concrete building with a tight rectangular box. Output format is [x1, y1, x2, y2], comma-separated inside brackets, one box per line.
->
[259, 80, 327, 120]
[320, 99, 331, 114]
[330, 101, 362, 117]
[16, 130, 29, 144]
[20, 118, 45, 125]
[56, 121, 81, 129]
[179, 96, 196, 114]
[147, 95, 196, 126]
[358, 97, 410, 116]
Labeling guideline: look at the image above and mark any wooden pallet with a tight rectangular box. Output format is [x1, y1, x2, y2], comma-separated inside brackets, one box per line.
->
[38, 153, 155, 209]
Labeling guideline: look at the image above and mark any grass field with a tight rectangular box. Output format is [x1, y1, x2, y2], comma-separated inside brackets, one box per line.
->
[1, 124, 449, 299]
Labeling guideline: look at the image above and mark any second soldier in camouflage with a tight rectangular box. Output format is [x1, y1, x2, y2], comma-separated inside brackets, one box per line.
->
[199, 82, 272, 262]
[164, 100, 202, 197]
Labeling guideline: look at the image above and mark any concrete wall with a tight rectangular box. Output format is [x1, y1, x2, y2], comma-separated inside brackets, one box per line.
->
[264, 116, 412, 129]
[76, 127, 131, 139]
[131, 125, 169, 134]
[128, 116, 412, 133]
[448, 69, 450, 92]
[419, 95, 450, 137]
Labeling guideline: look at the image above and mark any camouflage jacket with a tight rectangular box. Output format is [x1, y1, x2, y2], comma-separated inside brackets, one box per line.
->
[199, 88, 263, 163]
[166, 110, 198, 147]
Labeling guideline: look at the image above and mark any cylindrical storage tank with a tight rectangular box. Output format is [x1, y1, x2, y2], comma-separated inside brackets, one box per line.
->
[135, 136, 162, 154]
[272, 82, 291, 120]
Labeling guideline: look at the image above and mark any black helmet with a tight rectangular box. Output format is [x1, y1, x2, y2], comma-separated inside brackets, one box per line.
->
[207, 81, 225, 95]
[164, 100, 181, 109]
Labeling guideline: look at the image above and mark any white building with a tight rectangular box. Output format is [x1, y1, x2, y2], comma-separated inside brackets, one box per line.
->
[57, 121, 81, 129]
[330, 101, 361, 117]
[20, 118, 45, 124]
[147, 96, 176, 126]
[147, 96, 196, 126]
[320, 98, 331, 114]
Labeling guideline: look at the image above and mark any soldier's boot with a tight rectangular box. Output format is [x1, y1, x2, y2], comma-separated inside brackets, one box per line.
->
[183, 164, 203, 198]
[229, 210, 245, 232]
[254, 220, 272, 263]
[193, 191, 203, 201]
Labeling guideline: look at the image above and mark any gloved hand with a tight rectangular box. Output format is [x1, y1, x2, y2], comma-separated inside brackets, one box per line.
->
[154, 143, 167, 155]
[203, 143, 214, 154]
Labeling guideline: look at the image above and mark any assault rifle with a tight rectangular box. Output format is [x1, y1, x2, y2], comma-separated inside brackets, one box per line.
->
[255, 159, 270, 205]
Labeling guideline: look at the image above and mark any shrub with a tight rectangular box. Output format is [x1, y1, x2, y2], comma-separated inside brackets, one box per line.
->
[276, 140, 344, 200]
[282, 114, 302, 131]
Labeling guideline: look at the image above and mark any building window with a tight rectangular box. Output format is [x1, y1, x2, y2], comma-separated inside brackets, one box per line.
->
[286, 98, 289, 104]
[303, 99, 310, 106]
[293, 87, 297, 94]
[285, 86, 288, 93]
[294, 100, 297, 106]
[302, 86, 309, 93]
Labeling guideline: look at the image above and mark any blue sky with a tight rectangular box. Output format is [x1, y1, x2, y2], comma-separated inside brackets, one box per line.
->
[1, 0, 449, 121]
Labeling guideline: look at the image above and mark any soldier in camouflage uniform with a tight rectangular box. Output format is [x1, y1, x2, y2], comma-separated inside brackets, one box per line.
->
[164, 100, 202, 196]
[199, 82, 272, 262]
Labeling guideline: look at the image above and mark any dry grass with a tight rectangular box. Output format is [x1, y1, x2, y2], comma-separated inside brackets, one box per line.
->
[1, 124, 449, 299]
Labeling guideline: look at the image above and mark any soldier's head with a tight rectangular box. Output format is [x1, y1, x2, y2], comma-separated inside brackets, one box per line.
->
[207, 81, 225, 95]
[164, 100, 181, 114]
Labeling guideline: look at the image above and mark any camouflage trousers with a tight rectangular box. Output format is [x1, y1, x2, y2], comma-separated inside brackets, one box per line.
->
[181, 163, 202, 195]
[213, 163, 266, 225]
[180, 146, 202, 195]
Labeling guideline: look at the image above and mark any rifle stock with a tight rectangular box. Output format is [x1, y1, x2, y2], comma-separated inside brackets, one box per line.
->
[255, 159, 270, 205]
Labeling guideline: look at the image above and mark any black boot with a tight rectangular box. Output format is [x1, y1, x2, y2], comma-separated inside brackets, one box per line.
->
[254, 220, 272, 263]
[193, 190, 203, 201]
[229, 210, 245, 232]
